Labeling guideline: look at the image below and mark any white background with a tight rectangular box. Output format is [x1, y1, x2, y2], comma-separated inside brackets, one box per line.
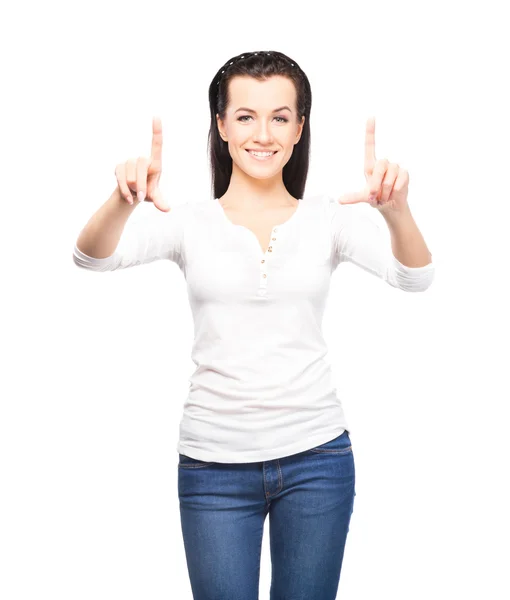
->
[1, 0, 509, 598]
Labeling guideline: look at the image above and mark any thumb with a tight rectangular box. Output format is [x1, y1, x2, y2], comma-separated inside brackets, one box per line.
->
[337, 190, 367, 205]
[151, 187, 170, 213]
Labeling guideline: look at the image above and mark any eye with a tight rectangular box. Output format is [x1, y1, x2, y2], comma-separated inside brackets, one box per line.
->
[237, 115, 288, 123]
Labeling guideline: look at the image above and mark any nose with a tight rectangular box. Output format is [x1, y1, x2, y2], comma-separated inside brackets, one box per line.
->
[252, 120, 274, 144]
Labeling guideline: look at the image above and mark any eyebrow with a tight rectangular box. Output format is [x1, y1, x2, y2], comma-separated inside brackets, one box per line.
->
[234, 106, 292, 114]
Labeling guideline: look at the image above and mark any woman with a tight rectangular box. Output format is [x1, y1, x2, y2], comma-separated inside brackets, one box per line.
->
[74, 50, 434, 600]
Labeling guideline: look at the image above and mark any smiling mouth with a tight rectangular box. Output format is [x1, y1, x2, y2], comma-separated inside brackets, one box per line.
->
[246, 150, 278, 158]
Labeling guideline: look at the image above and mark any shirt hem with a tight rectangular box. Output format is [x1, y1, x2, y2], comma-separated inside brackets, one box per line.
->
[177, 426, 350, 464]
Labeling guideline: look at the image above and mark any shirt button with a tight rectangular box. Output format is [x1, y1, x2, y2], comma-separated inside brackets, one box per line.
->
[272, 237, 276, 241]
[268, 246, 272, 252]
[261, 259, 265, 263]
[263, 274, 267, 278]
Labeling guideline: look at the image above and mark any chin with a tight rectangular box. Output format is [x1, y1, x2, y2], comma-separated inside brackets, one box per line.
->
[243, 166, 281, 180]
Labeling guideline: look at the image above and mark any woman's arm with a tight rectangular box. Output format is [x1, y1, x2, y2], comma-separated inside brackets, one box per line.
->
[329, 197, 435, 292]
[380, 206, 432, 268]
[73, 193, 188, 272]
[76, 186, 139, 259]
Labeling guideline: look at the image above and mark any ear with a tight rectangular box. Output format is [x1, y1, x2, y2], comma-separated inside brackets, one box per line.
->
[216, 113, 228, 142]
[295, 115, 305, 145]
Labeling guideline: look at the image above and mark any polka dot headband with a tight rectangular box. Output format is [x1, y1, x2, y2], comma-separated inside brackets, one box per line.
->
[215, 51, 302, 96]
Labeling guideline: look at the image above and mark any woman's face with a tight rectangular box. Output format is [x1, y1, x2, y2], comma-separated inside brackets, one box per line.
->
[216, 75, 305, 180]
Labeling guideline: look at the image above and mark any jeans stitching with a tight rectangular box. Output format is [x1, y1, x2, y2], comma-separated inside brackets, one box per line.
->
[178, 463, 214, 468]
[309, 445, 353, 455]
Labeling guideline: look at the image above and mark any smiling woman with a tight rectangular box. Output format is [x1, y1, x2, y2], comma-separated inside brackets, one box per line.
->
[72, 46, 435, 600]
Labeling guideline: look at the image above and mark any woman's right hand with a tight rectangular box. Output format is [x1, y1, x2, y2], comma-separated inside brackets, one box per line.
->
[114, 116, 169, 212]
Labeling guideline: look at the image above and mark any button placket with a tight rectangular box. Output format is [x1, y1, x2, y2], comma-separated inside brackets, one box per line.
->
[258, 227, 278, 296]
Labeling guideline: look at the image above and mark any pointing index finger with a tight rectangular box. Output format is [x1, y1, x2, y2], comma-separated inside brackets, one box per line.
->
[151, 116, 163, 170]
[364, 116, 376, 175]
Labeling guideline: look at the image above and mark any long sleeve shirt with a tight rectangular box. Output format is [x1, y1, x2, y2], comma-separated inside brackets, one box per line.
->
[73, 193, 435, 463]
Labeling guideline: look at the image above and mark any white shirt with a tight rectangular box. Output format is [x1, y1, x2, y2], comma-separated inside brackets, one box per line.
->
[73, 193, 435, 463]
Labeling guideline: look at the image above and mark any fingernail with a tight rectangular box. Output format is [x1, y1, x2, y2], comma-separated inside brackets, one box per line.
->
[137, 190, 145, 202]
[369, 194, 377, 202]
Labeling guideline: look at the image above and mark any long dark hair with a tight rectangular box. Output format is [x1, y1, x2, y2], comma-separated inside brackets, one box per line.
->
[207, 50, 312, 201]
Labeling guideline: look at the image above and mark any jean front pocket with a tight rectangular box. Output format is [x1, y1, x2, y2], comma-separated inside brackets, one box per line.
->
[178, 453, 215, 469]
[308, 430, 353, 455]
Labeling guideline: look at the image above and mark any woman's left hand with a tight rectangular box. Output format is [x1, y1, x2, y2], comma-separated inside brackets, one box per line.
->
[338, 117, 410, 216]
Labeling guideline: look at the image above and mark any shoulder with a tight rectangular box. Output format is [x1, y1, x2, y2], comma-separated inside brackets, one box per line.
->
[160, 198, 217, 223]
[127, 198, 215, 234]
[301, 193, 373, 238]
[301, 192, 350, 221]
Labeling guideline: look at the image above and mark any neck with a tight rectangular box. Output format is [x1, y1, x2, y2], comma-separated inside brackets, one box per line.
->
[220, 166, 294, 210]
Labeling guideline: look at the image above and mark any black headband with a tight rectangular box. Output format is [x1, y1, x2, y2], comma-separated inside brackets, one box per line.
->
[215, 51, 301, 94]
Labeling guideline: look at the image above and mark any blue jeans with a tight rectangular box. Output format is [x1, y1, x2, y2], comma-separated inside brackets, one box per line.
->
[177, 430, 356, 600]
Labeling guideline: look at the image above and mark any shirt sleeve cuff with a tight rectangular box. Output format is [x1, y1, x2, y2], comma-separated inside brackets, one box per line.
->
[391, 253, 434, 273]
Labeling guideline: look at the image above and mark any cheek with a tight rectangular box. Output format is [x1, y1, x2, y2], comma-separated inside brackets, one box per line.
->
[228, 131, 243, 148]
[281, 135, 296, 153]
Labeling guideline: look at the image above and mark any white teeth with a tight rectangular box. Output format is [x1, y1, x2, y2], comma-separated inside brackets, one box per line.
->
[248, 150, 275, 157]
